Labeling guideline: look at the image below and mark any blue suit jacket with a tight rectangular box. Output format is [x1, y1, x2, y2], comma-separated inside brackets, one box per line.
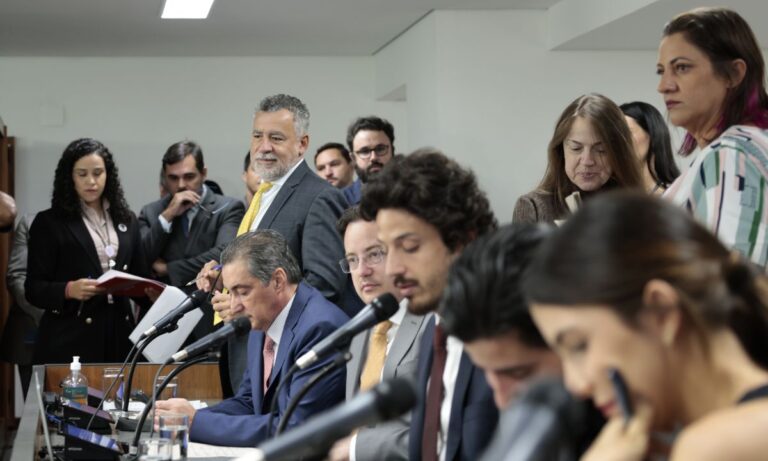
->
[342, 179, 362, 206]
[409, 317, 499, 461]
[190, 282, 349, 447]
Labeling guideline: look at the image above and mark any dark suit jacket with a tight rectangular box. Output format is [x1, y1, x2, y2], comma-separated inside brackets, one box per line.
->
[190, 282, 349, 447]
[347, 309, 430, 461]
[138, 188, 244, 287]
[25, 208, 151, 364]
[227, 161, 361, 391]
[409, 318, 499, 461]
[139, 189, 244, 339]
[1, 213, 44, 365]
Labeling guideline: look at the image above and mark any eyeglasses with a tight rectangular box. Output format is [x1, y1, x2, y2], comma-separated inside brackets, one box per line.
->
[354, 144, 391, 159]
[339, 247, 386, 273]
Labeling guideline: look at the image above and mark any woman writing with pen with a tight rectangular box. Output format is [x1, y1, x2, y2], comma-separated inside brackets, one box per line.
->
[26, 138, 151, 364]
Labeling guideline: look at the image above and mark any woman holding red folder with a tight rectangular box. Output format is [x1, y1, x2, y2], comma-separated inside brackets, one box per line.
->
[26, 138, 151, 364]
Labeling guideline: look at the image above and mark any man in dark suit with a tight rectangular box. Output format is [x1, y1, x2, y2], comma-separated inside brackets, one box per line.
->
[342, 116, 397, 206]
[328, 206, 430, 461]
[138, 141, 244, 338]
[155, 230, 348, 447]
[359, 150, 500, 461]
[197, 94, 358, 394]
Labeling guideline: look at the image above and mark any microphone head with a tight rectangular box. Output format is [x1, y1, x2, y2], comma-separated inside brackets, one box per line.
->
[372, 377, 417, 420]
[371, 293, 399, 321]
[230, 316, 252, 335]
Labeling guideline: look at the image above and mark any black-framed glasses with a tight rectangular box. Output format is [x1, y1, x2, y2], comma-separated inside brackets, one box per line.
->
[339, 247, 387, 273]
[354, 144, 391, 159]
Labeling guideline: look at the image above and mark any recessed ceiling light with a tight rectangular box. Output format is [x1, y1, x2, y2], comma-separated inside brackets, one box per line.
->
[161, 0, 215, 19]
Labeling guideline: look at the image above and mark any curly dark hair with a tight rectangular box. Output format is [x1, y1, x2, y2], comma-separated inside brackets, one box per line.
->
[359, 148, 497, 251]
[51, 138, 132, 224]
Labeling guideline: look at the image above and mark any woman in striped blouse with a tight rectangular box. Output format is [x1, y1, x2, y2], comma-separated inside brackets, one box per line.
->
[659, 7, 768, 268]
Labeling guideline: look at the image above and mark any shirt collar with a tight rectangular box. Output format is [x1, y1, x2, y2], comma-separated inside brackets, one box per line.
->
[390, 298, 408, 327]
[266, 291, 297, 345]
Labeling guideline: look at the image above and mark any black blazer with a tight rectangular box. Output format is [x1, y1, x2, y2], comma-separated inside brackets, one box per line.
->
[25, 208, 150, 364]
[409, 317, 499, 461]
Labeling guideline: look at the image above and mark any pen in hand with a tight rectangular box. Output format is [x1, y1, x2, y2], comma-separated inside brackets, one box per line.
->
[185, 264, 222, 287]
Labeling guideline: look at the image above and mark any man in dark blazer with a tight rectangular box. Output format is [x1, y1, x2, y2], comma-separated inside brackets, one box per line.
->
[156, 230, 349, 447]
[359, 150, 500, 461]
[329, 207, 430, 461]
[138, 141, 244, 338]
[198, 94, 360, 393]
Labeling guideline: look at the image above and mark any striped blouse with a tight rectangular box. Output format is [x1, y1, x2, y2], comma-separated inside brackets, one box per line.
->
[666, 125, 768, 268]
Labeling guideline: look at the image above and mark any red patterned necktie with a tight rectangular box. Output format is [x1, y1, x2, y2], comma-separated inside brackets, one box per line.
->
[422, 324, 447, 461]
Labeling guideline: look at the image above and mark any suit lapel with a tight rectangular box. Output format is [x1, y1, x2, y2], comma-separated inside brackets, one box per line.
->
[257, 162, 307, 230]
[382, 312, 423, 379]
[113, 218, 131, 272]
[185, 188, 215, 252]
[446, 352, 474, 461]
[348, 330, 370, 396]
[65, 218, 102, 274]
[264, 282, 307, 398]
[250, 331, 266, 410]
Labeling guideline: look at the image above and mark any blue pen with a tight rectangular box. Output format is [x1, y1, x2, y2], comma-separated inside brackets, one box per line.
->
[185, 264, 222, 287]
[608, 368, 633, 424]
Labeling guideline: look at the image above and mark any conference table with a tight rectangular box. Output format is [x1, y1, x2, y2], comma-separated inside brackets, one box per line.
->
[8, 362, 255, 460]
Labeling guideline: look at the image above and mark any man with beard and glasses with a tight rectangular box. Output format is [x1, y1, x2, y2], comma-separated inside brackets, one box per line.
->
[139, 141, 245, 339]
[342, 116, 396, 206]
[360, 149, 499, 461]
[195, 94, 358, 395]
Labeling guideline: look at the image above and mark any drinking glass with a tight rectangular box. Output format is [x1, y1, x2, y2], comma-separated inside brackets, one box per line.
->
[158, 413, 189, 459]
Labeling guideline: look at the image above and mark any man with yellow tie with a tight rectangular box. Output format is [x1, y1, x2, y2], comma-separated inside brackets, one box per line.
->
[327, 206, 430, 461]
[196, 94, 355, 395]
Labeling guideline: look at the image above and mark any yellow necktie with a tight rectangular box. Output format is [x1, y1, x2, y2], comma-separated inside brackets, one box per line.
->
[237, 181, 274, 235]
[214, 181, 273, 325]
[359, 320, 393, 391]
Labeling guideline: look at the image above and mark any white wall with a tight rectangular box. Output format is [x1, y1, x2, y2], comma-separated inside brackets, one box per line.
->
[0, 56, 406, 214]
[375, 9, 687, 222]
[2, 9, 711, 220]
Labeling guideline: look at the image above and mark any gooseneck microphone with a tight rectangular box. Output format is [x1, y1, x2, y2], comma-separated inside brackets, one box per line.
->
[479, 378, 588, 461]
[140, 289, 208, 339]
[295, 293, 399, 369]
[166, 316, 251, 363]
[251, 377, 416, 461]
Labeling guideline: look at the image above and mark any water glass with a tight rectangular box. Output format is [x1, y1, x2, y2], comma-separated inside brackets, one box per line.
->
[139, 438, 172, 461]
[158, 413, 189, 460]
[101, 367, 124, 410]
[155, 375, 179, 401]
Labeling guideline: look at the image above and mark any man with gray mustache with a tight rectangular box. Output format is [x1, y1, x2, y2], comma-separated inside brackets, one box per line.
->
[196, 94, 358, 394]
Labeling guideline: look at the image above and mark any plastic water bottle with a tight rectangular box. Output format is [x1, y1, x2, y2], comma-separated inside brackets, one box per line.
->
[62, 356, 88, 405]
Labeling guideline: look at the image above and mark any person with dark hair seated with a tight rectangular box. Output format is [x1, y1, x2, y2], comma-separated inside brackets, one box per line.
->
[440, 223, 561, 410]
[525, 191, 768, 460]
[360, 148, 499, 461]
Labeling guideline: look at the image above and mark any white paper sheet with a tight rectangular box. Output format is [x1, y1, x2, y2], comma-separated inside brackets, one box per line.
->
[129, 286, 203, 363]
